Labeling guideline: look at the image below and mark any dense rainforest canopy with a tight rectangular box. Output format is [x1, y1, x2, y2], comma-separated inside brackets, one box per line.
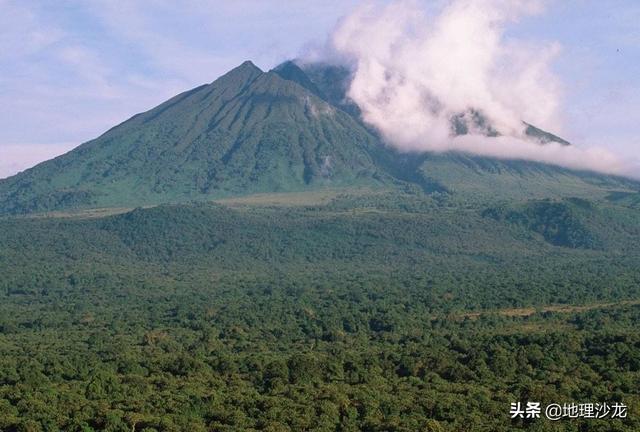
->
[1, 192, 639, 431]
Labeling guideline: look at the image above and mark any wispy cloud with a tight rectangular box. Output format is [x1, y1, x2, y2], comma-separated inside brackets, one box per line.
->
[0, 1, 209, 176]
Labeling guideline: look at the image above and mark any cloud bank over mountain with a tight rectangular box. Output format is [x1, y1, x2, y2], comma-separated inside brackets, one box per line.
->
[329, 0, 633, 176]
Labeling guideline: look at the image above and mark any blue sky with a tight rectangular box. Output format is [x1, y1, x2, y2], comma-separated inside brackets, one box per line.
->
[0, 0, 638, 178]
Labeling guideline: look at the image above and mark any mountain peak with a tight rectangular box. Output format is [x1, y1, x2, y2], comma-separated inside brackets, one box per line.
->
[272, 60, 325, 100]
[213, 60, 263, 85]
[238, 60, 260, 71]
[524, 122, 570, 146]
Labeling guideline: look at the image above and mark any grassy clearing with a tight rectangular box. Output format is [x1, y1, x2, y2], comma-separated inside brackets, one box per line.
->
[457, 299, 640, 319]
[213, 187, 390, 207]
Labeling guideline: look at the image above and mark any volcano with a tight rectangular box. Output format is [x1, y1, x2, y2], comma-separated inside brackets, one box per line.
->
[0, 60, 636, 214]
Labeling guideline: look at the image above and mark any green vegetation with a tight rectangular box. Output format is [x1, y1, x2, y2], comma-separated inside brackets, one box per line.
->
[1, 194, 639, 431]
[482, 199, 600, 248]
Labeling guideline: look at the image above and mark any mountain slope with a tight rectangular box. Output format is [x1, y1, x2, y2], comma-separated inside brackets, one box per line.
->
[412, 152, 637, 202]
[0, 62, 396, 214]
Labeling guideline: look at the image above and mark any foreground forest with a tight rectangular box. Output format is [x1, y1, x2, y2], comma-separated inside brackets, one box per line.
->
[1, 192, 639, 431]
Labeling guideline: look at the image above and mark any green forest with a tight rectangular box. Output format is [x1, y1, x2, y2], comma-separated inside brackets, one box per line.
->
[1, 193, 639, 431]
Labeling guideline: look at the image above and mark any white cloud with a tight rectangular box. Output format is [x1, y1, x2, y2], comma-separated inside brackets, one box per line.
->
[330, 0, 635, 176]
